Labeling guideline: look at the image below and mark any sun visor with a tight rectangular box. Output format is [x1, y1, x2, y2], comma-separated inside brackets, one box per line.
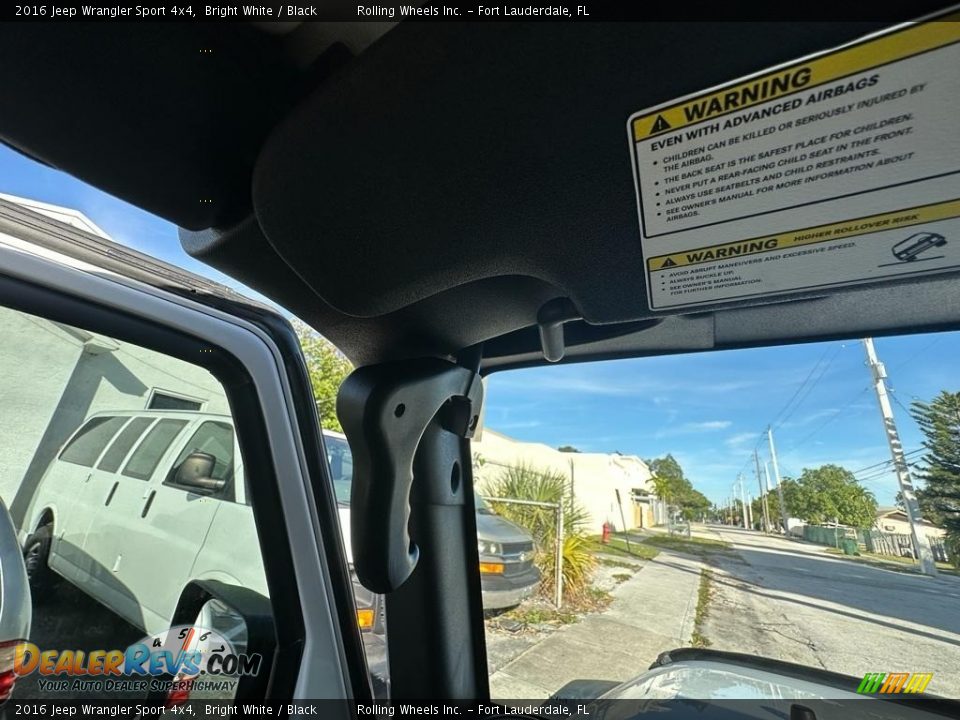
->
[253, 21, 903, 322]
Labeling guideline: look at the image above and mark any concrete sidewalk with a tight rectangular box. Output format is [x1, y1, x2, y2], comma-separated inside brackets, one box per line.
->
[489, 552, 704, 699]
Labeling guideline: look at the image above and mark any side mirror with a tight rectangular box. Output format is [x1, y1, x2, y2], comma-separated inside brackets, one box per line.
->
[174, 452, 224, 494]
[0, 498, 31, 702]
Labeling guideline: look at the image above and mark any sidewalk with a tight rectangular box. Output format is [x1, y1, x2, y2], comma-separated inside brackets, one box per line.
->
[488, 551, 703, 699]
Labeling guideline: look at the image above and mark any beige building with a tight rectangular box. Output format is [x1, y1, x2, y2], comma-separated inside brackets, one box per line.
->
[472, 428, 664, 534]
[874, 507, 946, 541]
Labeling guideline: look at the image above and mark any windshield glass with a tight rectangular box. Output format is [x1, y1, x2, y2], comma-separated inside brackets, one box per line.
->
[476, 331, 960, 700]
[325, 434, 353, 505]
[475, 491, 494, 515]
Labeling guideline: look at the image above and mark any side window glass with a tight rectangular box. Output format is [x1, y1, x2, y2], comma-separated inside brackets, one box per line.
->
[147, 390, 204, 411]
[325, 435, 353, 504]
[96, 417, 155, 473]
[121, 419, 188, 480]
[58, 416, 126, 467]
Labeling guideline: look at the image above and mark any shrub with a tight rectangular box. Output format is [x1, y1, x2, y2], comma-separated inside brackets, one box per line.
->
[481, 463, 596, 602]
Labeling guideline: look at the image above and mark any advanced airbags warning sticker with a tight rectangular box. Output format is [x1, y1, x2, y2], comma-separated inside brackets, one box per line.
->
[628, 11, 960, 310]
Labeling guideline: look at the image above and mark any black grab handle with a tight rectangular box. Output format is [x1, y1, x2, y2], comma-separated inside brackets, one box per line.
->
[336, 358, 482, 593]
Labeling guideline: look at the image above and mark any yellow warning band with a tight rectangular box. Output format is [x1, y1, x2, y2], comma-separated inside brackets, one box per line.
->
[647, 199, 960, 271]
[632, 16, 960, 142]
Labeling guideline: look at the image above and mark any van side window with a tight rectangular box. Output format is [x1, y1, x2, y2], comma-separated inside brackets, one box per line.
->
[167, 421, 234, 491]
[122, 419, 188, 480]
[59, 416, 126, 468]
[97, 417, 155, 473]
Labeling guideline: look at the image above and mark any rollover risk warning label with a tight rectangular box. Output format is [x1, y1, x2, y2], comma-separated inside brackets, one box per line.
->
[628, 11, 960, 310]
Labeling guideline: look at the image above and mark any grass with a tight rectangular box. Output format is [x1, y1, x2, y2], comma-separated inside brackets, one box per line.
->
[640, 534, 733, 556]
[690, 569, 713, 648]
[498, 604, 579, 627]
[596, 556, 640, 569]
[584, 535, 660, 560]
[613, 572, 633, 584]
[822, 547, 959, 575]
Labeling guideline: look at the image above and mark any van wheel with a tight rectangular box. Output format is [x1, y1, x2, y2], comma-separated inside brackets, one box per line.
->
[24, 525, 58, 600]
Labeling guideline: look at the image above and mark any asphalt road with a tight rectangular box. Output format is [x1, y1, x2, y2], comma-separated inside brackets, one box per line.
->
[16, 577, 144, 700]
[699, 525, 960, 697]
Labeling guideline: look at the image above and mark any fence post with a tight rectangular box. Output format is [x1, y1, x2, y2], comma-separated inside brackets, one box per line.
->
[555, 501, 564, 609]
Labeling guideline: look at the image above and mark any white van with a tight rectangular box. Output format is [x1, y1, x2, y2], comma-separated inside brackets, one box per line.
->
[19, 410, 374, 639]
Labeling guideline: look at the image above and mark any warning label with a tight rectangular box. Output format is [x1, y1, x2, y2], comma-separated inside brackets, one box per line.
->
[628, 12, 960, 310]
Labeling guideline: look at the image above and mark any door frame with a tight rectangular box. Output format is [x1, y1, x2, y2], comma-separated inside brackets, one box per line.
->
[0, 243, 369, 703]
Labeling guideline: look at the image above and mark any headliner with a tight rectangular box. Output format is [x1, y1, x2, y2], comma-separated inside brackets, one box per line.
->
[1, 14, 957, 370]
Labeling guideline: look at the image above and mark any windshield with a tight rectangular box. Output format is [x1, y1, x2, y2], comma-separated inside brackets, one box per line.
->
[475, 491, 494, 515]
[476, 331, 960, 700]
[325, 434, 353, 505]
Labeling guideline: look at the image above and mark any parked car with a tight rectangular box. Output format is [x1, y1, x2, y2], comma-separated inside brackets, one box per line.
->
[18, 411, 537, 677]
[18, 411, 382, 655]
[324, 430, 542, 610]
[0, 497, 30, 703]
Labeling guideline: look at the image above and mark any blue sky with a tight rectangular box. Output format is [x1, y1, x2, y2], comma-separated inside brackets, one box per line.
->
[2, 144, 957, 508]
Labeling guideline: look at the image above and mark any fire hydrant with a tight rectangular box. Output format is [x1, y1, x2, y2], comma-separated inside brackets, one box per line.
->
[601, 521, 612, 544]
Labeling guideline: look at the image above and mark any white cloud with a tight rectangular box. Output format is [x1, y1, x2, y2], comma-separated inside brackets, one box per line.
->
[692, 420, 733, 430]
[492, 372, 763, 398]
[495, 420, 543, 430]
[725, 432, 759, 449]
[653, 420, 732, 439]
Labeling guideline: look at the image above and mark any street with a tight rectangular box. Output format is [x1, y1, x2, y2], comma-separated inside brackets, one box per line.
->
[19, 527, 960, 701]
[700, 525, 960, 696]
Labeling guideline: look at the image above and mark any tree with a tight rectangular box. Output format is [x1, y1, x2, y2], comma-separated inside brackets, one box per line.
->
[482, 463, 595, 601]
[683, 488, 712, 521]
[647, 454, 709, 520]
[910, 391, 960, 564]
[753, 478, 801, 528]
[784, 465, 877, 528]
[557, 445, 581, 453]
[894, 488, 942, 525]
[294, 319, 353, 432]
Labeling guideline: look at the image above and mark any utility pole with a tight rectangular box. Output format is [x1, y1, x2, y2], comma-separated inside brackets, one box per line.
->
[754, 449, 771, 533]
[737, 474, 749, 529]
[763, 461, 775, 531]
[862, 337, 937, 576]
[767, 427, 790, 534]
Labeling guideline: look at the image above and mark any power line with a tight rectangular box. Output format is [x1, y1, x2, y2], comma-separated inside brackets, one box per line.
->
[888, 336, 943, 374]
[768, 345, 833, 430]
[741, 342, 844, 477]
[889, 388, 918, 421]
[781, 385, 872, 454]
[850, 449, 924, 476]
[773, 344, 844, 432]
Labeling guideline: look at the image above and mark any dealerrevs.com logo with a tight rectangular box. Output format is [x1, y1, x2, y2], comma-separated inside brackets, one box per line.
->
[14, 625, 262, 694]
[857, 672, 934, 694]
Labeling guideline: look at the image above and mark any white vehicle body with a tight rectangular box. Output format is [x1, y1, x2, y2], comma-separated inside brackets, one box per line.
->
[20, 410, 353, 636]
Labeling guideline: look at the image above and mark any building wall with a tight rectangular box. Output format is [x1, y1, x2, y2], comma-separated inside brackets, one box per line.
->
[875, 514, 946, 541]
[0, 306, 229, 526]
[472, 429, 656, 533]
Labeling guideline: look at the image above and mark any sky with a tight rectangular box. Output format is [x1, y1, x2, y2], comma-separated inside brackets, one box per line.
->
[2, 143, 957, 508]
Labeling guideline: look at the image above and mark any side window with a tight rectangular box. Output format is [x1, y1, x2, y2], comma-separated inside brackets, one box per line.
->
[147, 390, 204, 411]
[58, 416, 126, 467]
[96, 417, 155, 473]
[121, 419, 188, 480]
[167, 421, 235, 489]
[325, 435, 353, 504]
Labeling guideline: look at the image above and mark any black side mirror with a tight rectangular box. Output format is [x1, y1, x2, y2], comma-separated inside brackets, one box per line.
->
[174, 452, 223, 494]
